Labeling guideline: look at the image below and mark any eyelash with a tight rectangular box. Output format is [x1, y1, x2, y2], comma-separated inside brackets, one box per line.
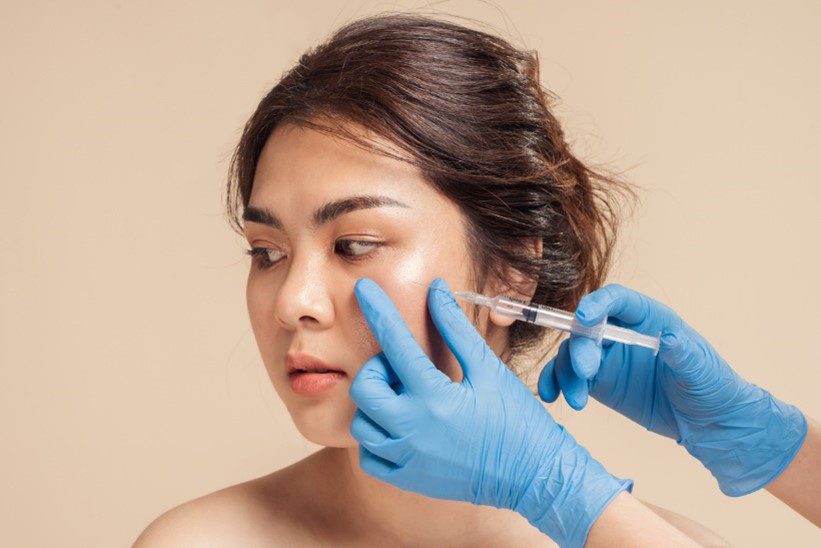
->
[244, 239, 383, 270]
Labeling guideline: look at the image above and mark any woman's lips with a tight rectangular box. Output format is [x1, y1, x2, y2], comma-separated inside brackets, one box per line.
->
[285, 352, 347, 396]
[288, 370, 346, 396]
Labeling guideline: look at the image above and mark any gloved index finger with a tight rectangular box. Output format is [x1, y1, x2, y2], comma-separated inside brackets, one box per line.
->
[354, 277, 450, 395]
[425, 277, 501, 387]
[576, 283, 651, 327]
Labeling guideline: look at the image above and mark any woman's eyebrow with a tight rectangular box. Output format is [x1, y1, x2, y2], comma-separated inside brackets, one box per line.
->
[242, 194, 410, 230]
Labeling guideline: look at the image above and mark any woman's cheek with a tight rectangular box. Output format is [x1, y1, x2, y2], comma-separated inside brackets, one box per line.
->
[245, 273, 290, 372]
[356, 246, 464, 380]
[366, 245, 429, 322]
[246, 271, 275, 332]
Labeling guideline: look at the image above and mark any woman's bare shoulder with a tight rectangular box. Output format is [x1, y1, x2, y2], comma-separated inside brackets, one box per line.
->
[642, 500, 731, 547]
[133, 453, 325, 547]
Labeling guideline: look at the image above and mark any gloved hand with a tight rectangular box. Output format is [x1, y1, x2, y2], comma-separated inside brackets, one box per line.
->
[349, 277, 632, 547]
[539, 283, 807, 497]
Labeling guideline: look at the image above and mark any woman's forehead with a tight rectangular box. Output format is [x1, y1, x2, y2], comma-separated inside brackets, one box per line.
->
[250, 123, 436, 209]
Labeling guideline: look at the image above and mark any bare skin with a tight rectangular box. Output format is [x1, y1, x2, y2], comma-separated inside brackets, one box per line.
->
[134, 448, 729, 547]
[134, 121, 728, 547]
[765, 417, 821, 526]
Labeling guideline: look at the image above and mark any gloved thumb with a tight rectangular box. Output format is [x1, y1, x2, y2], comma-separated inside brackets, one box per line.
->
[659, 329, 707, 382]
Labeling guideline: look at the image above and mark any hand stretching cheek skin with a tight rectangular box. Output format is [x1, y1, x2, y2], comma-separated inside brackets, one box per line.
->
[357, 236, 475, 386]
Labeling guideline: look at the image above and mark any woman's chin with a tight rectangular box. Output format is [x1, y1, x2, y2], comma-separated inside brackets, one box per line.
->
[298, 425, 358, 448]
[289, 400, 359, 448]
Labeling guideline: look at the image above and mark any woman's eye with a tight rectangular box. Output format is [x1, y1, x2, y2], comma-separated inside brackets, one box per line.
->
[334, 239, 381, 260]
[245, 247, 285, 270]
[245, 240, 381, 270]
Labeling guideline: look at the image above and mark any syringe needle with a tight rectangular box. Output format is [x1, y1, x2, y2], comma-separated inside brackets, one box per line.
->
[409, 279, 452, 295]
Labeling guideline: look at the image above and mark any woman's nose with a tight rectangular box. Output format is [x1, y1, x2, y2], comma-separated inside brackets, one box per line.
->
[274, 253, 335, 330]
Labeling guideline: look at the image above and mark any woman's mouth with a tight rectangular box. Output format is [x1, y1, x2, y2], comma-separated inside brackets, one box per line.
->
[288, 370, 347, 396]
[285, 352, 348, 396]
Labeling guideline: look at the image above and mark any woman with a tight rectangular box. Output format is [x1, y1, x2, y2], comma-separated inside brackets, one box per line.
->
[135, 13, 726, 546]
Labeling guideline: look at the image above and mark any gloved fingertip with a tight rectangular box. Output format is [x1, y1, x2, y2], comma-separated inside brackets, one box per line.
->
[659, 329, 704, 378]
[428, 278, 461, 313]
[569, 336, 600, 380]
[430, 277, 451, 292]
[660, 331, 680, 348]
[539, 385, 559, 404]
[354, 277, 376, 296]
[353, 278, 381, 315]
[576, 299, 606, 326]
[565, 385, 589, 411]
[538, 360, 560, 403]
[659, 329, 687, 367]
[577, 390, 589, 410]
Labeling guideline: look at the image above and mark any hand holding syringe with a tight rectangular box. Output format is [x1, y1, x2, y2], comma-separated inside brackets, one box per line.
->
[404, 279, 810, 509]
[413, 281, 661, 354]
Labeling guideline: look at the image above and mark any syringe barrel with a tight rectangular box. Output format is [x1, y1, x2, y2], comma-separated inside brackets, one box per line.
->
[491, 295, 537, 323]
[493, 296, 607, 343]
[488, 294, 659, 354]
[602, 324, 661, 355]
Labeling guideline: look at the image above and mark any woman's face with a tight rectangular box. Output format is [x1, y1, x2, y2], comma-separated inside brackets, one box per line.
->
[244, 122, 495, 448]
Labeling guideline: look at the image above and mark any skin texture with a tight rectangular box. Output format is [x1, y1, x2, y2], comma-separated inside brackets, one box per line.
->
[134, 122, 727, 547]
[765, 417, 821, 525]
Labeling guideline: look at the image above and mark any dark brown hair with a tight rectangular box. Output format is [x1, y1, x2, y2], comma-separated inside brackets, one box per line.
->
[226, 12, 636, 371]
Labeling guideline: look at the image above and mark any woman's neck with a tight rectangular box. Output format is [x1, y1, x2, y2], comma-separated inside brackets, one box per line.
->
[307, 446, 547, 546]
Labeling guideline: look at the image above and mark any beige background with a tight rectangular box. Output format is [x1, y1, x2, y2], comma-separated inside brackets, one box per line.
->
[1, 1, 819, 546]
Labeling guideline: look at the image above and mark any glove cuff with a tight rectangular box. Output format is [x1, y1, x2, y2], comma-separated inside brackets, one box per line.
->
[683, 388, 808, 497]
[513, 426, 634, 547]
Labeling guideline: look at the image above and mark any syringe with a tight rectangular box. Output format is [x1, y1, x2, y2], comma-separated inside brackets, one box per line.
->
[418, 282, 660, 355]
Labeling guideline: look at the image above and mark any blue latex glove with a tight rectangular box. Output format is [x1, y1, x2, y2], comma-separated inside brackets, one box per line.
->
[539, 283, 807, 497]
[349, 277, 633, 547]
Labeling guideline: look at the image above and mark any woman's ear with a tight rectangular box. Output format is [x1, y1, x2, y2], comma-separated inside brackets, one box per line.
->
[486, 237, 543, 328]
